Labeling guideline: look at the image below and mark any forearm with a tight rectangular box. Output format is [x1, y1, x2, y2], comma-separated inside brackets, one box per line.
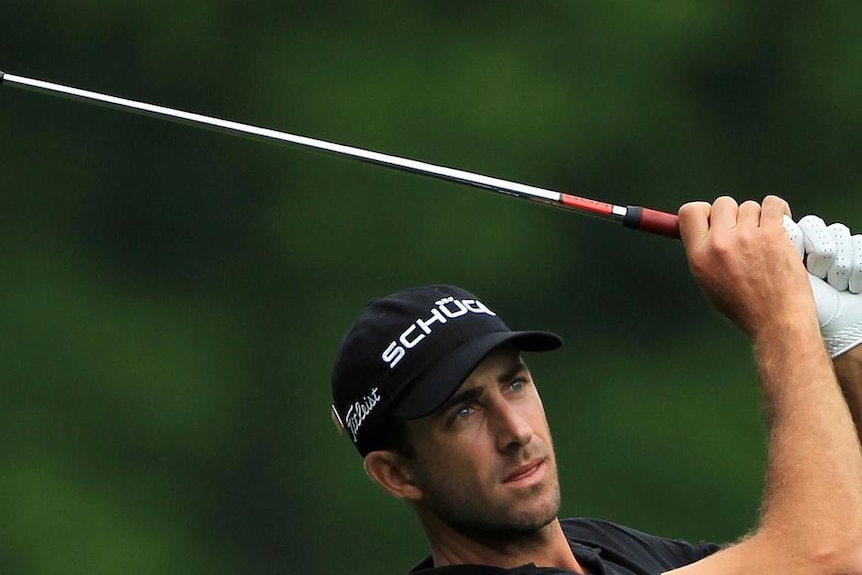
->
[836, 347, 862, 444]
[754, 321, 862, 566]
[670, 320, 862, 575]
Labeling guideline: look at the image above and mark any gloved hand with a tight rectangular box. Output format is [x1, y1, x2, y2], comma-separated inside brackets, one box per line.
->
[783, 215, 862, 358]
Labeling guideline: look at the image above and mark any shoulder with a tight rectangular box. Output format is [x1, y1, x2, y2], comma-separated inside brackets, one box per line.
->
[562, 518, 721, 572]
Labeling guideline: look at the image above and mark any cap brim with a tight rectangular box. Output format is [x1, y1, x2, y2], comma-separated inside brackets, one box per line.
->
[390, 330, 562, 420]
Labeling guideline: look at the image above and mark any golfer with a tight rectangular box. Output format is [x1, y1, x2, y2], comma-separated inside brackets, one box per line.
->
[330, 196, 862, 575]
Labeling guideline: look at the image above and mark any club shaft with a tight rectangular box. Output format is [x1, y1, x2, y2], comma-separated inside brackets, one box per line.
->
[0, 71, 680, 238]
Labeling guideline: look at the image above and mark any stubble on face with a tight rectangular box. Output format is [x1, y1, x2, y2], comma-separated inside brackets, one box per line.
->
[413, 442, 561, 540]
[406, 347, 562, 542]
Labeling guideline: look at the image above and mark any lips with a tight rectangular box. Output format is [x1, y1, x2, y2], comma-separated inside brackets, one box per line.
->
[503, 459, 545, 483]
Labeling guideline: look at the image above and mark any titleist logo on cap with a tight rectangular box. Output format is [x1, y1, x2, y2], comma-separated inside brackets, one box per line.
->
[381, 296, 497, 368]
[344, 387, 382, 441]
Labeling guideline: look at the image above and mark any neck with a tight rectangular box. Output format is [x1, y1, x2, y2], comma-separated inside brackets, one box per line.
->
[422, 516, 583, 572]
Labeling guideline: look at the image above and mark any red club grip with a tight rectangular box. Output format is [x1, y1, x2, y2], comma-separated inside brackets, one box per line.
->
[623, 206, 680, 239]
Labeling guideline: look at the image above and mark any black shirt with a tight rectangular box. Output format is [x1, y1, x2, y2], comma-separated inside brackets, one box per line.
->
[407, 518, 722, 575]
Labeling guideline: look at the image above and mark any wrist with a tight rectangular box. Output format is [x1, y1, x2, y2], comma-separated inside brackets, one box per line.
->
[751, 306, 821, 350]
[835, 345, 862, 380]
[827, 325, 862, 358]
[752, 311, 828, 385]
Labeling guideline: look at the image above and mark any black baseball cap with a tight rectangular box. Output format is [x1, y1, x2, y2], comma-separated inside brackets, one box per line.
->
[330, 285, 562, 456]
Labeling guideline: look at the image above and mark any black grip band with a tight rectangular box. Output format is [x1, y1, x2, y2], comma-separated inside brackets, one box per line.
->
[0, 71, 5, 84]
[622, 205, 642, 230]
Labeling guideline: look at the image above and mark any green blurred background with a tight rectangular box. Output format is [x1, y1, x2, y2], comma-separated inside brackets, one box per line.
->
[2, 2, 861, 574]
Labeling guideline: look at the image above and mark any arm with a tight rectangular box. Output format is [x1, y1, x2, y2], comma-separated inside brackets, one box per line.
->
[836, 347, 862, 443]
[792, 215, 862, 445]
[667, 196, 862, 575]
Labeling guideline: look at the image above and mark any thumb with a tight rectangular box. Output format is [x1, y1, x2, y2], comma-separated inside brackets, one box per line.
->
[809, 274, 839, 327]
[782, 215, 804, 258]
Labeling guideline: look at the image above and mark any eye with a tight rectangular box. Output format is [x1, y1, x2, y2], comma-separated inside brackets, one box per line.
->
[508, 378, 526, 392]
[455, 405, 475, 420]
[445, 404, 477, 428]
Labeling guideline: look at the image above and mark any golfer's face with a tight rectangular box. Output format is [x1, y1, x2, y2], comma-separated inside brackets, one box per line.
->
[407, 344, 560, 536]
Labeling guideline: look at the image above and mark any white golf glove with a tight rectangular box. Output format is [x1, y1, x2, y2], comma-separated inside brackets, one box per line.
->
[783, 215, 862, 358]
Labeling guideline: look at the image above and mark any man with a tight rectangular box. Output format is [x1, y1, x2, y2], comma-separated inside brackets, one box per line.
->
[330, 196, 862, 575]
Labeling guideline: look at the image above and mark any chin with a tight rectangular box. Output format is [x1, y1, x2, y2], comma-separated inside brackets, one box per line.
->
[498, 488, 561, 536]
[520, 499, 560, 530]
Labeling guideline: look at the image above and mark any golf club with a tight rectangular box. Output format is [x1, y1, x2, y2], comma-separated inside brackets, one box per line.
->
[0, 70, 680, 238]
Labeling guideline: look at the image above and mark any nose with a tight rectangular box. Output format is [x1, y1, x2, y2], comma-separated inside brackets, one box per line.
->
[492, 398, 534, 452]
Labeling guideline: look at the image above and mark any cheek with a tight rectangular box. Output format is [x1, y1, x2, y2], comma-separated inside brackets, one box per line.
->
[535, 411, 554, 439]
[416, 436, 494, 482]
[527, 396, 553, 437]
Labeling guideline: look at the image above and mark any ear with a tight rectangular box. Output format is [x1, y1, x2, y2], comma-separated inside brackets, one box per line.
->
[364, 450, 423, 501]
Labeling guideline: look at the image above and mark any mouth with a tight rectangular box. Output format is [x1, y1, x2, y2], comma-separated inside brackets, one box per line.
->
[503, 459, 545, 484]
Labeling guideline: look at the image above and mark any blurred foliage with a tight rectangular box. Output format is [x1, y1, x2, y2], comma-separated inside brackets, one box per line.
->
[1, 2, 862, 574]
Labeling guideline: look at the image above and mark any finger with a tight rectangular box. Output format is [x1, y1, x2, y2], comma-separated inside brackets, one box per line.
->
[737, 200, 762, 229]
[678, 201, 712, 249]
[827, 223, 852, 291]
[760, 195, 792, 227]
[798, 215, 834, 278]
[851, 235, 862, 294]
[709, 196, 739, 231]
[782, 216, 805, 258]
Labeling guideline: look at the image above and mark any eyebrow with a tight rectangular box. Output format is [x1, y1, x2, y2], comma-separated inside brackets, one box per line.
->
[499, 360, 529, 384]
[438, 360, 529, 414]
[440, 386, 485, 415]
